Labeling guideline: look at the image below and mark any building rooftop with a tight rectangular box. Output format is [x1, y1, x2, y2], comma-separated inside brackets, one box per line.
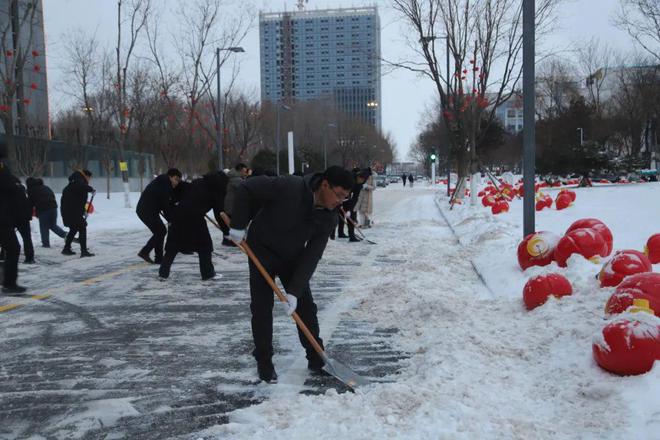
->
[259, 6, 378, 22]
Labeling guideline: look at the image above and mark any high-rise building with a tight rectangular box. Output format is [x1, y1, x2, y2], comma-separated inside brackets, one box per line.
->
[0, 0, 49, 137]
[259, 6, 381, 130]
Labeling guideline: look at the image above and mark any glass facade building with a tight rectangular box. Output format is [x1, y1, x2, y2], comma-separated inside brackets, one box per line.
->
[259, 6, 381, 130]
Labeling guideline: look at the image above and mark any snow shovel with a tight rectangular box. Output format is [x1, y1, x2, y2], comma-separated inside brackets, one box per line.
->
[84, 191, 96, 220]
[339, 207, 377, 245]
[218, 212, 369, 391]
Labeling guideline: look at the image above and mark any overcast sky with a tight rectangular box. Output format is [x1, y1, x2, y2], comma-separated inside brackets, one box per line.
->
[43, 0, 637, 160]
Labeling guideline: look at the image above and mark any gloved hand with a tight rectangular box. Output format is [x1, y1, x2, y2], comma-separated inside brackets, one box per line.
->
[228, 228, 246, 244]
[280, 293, 297, 316]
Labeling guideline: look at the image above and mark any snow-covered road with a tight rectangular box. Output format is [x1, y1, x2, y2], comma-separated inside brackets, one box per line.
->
[1, 183, 658, 439]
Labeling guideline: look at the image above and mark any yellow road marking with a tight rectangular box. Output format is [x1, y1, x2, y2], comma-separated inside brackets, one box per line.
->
[1, 262, 149, 313]
[0, 304, 21, 312]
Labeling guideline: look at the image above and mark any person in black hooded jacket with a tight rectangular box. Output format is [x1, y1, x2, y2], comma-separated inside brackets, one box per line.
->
[14, 179, 34, 263]
[0, 143, 28, 293]
[60, 170, 95, 257]
[136, 168, 182, 264]
[26, 177, 68, 248]
[158, 171, 228, 281]
[228, 166, 354, 382]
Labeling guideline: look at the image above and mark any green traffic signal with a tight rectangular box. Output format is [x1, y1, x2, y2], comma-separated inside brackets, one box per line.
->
[430, 152, 437, 161]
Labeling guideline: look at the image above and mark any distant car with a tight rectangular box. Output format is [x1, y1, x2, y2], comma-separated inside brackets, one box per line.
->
[375, 175, 388, 187]
[387, 175, 400, 183]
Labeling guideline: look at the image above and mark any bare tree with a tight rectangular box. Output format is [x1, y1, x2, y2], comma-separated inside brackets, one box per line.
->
[536, 58, 580, 119]
[615, 0, 660, 62]
[114, 0, 152, 207]
[577, 38, 614, 116]
[390, 0, 561, 201]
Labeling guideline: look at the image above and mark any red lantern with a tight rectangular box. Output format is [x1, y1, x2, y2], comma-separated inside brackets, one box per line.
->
[523, 273, 573, 310]
[22, 98, 31, 105]
[33, 65, 41, 72]
[29, 83, 37, 90]
[517, 231, 560, 270]
[593, 317, 660, 376]
[599, 250, 653, 288]
[5, 50, 12, 57]
[31, 50, 39, 57]
[559, 189, 576, 202]
[566, 218, 613, 256]
[491, 200, 509, 215]
[554, 228, 608, 267]
[555, 192, 572, 210]
[644, 234, 660, 264]
[481, 195, 496, 207]
[605, 273, 660, 318]
[535, 200, 546, 211]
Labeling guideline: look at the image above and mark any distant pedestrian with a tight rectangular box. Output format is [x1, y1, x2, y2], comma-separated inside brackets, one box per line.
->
[355, 168, 374, 228]
[408, 174, 415, 188]
[401, 173, 407, 187]
[0, 142, 27, 294]
[15, 179, 34, 264]
[159, 171, 228, 281]
[136, 168, 182, 264]
[61, 170, 95, 257]
[26, 177, 68, 249]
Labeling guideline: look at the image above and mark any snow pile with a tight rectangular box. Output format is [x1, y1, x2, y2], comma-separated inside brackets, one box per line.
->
[198, 184, 660, 439]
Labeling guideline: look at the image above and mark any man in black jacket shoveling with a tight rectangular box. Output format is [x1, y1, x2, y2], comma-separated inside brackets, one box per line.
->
[228, 166, 354, 382]
[136, 168, 182, 264]
[61, 170, 95, 257]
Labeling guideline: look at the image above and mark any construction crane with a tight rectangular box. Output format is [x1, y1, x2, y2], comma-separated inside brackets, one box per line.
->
[297, 0, 308, 11]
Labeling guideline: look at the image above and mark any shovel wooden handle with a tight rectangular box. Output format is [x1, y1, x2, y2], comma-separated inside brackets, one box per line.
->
[218, 212, 327, 360]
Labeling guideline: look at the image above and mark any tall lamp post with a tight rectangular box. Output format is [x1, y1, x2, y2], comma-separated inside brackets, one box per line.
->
[276, 103, 292, 175]
[577, 127, 583, 146]
[216, 46, 245, 171]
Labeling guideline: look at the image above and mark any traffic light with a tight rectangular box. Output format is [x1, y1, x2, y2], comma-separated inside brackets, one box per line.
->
[430, 149, 437, 163]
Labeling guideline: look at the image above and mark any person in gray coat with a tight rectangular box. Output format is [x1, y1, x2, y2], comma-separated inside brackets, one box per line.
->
[228, 166, 354, 382]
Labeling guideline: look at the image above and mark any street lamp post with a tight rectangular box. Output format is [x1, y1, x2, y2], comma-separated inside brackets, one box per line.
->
[216, 46, 245, 171]
[276, 103, 292, 176]
[577, 127, 583, 146]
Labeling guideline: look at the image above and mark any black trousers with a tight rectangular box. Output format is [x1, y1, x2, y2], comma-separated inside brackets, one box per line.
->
[138, 212, 166, 261]
[16, 222, 34, 261]
[248, 243, 324, 364]
[337, 210, 357, 239]
[0, 227, 19, 287]
[65, 220, 87, 251]
[158, 249, 214, 279]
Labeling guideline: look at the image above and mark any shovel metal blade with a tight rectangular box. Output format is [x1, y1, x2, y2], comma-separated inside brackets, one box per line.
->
[323, 357, 370, 390]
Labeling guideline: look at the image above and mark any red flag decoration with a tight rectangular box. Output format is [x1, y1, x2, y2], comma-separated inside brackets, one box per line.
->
[30, 83, 37, 90]
[32, 50, 40, 57]
[33, 65, 41, 72]
[5, 50, 12, 57]
[23, 98, 31, 105]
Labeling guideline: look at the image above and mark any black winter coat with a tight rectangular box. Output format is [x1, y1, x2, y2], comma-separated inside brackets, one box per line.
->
[26, 177, 58, 215]
[231, 173, 336, 298]
[136, 174, 174, 221]
[0, 167, 30, 228]
[165, 172, 228, 253]
[60, 172, 94, 227]
[342, 182, 363, 211]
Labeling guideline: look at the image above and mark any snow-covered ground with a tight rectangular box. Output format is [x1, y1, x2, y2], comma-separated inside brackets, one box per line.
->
[4, 181, 660, 439]
[197, 181, 660, 440]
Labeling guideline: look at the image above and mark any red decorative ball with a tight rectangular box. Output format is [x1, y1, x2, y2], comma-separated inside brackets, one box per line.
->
[593, 317, 660, 376]
[644, 234, 660, 264]
[554, 228, 608, 267]
[482, 195, 496, 207]
[517, 231, 560, 270]
[523, 273, 572, 310]
[559, 189, 576, 202]
[605, 273, 660, 318]
[599, 250, 653, 288]
[491, 200, 509, 215]
[555, 192, 572, 210]
[535, 200, 546, 211]
[566, 218, 613, 256]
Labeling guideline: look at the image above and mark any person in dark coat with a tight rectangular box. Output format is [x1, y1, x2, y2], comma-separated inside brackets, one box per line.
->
[60, 170, 95, 257]
[158, 171, 228, 280]
[13, 179, 35, 264]
[401, 173, 407, 187]
[26, 177, 68, 248]
[219, 163, 249, 247]
[408, 173, 415, 188]
[136, 168, 182, 264]
[337, 169, 367, 242]
[228, 166, 354, 382]
[0, 144, 28, 293]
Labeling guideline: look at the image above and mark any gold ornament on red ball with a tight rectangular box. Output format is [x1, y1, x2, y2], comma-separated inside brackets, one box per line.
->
[517, 231, 560, 271]
[604, 272, 660, 318]
[598, 250, 653, 288]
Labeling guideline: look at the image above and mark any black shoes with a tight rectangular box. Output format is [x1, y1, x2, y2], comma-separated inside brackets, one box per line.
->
[61, 248, 76, 255]
[2, 284, 27, 295]
[23, 259, 35, 264]
[137, 251, 154, 264]
[257, 360, 278, 383]
[80, 250, 95, 258]
[348, 237, 361, 242]
[337, 233, 348, 238]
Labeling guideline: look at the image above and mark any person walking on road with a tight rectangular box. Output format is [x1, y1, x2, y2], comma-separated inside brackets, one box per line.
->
[228, 166, 354, 382]
[26, 177, 68, 249]
[408, 173, 415, 188]
[355, 167, 374, 228]
[61, 170, 95, 258]
[0, 143, 28, 294]
[136, 168, 182, 264]
[158, 171, 228, 281]
[401, 173, 407, 187]
[14, 179, 34, 264]
[338, 169, 366, 242]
